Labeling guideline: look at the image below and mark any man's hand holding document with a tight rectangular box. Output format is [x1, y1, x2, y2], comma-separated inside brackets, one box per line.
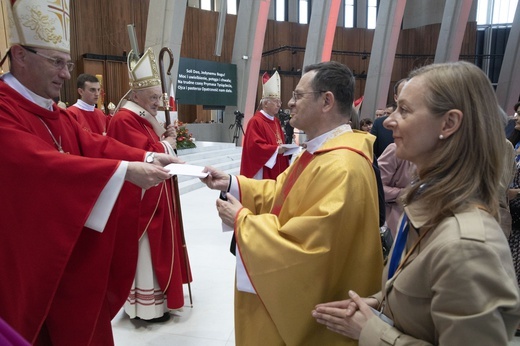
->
[164, 163, 209, 178]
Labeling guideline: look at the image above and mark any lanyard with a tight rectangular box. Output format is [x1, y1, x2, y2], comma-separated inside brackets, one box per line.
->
[388, 215, 432, 279]
[387, 214, 409, 279]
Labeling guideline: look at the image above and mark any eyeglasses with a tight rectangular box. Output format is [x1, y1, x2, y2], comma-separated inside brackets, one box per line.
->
[291, 90, 325, 101]
[22, 46, 74, 72]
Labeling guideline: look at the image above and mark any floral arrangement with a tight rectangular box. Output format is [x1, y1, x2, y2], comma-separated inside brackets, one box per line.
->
[176, 121, 196, 149]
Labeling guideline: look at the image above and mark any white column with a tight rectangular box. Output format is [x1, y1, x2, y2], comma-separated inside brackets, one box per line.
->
[302, 0, 342, 68]
[434, 0, 474, 63]
[229, 0, 272, 144]
[144, 0, 188, 91]
[496, 3, 520, 115]
[361, 0, 407, 118]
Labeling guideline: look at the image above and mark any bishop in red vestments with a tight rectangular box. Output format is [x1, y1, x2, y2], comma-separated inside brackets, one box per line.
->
[0, 2, 178, 344]
[240, 71, 290, 179]
[107, 48, 191, 322]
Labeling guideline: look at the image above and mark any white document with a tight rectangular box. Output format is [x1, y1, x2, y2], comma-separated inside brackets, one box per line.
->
[164, 163, 209, 178]
[281, 143, 301, 156]
[222, 221, 233, 232]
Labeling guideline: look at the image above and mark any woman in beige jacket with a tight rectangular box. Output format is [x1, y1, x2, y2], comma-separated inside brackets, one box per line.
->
[312, 61, 520, 345]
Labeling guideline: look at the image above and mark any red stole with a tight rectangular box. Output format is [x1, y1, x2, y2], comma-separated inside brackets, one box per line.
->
[270, 146, 372, 217]
[271, 150, 314, 216]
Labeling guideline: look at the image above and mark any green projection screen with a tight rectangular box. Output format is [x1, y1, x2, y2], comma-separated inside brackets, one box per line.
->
[175, 57, 237, 106]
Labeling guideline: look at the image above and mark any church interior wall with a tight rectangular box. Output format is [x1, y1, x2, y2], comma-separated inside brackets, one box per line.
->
[402, 0, 478, 29]
[0, 1, 476, 123]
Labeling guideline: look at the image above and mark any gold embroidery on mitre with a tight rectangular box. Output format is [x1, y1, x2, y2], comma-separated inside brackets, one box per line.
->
[21, 6, 62, 44]
[127, 48, 161, 90]
[6, 0, 70, 53]
[48, 0, 71, 42]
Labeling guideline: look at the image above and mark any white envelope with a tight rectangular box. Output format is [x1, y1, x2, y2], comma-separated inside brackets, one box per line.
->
[164, 163, 209, 178]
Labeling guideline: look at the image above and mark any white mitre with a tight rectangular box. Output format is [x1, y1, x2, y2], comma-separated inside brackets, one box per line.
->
[127, 48, 161, 91]
[262, 70, 281, 99]
[6, 0, 71, 53]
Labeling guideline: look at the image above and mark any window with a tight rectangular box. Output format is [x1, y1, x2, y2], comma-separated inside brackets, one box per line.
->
[367, 0, 377, 29]
[201, 0, 212, 11]
[227, 0, 237, 15]
[276, 0, 286, 22]
[475, 0, 517, 83]
[477, 0, 517, 24]
[299, 0, 309, 24]
[344, 0, 355, 28]
[187, 0, 199, 7]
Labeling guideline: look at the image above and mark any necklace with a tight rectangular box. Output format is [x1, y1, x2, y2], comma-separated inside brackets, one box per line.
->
[268, 120, 283, 145]
[38, 117, 65, 153]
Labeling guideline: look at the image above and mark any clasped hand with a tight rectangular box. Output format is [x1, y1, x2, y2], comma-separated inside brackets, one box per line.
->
[311, 290, 378, 340]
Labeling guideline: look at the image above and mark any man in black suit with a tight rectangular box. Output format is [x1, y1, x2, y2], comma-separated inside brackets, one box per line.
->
[370, 79, 407, 158]
[370, 113, 394, 158]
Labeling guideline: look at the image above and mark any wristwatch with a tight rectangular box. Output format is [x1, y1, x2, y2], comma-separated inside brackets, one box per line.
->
[145, 152, 155, 163]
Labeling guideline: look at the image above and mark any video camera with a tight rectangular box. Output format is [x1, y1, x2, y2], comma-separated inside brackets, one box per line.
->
[234, 110, 244, 119]
[230, 110, 245, 143]
[277, 109, 291, 123]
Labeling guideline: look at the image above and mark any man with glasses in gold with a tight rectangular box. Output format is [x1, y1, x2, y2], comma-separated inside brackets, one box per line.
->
[202, 61, 383, 345]
[0, 0, 181, 344]
[240, 70, 290, 179]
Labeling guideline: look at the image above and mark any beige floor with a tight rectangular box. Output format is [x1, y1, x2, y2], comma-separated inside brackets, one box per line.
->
[111, 186, 520, 345]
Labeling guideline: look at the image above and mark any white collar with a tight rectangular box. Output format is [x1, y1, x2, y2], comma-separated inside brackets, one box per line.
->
[1, 72, 54, 110]
[73, 99, 96, 111]
[260, 110, 275, 121]
[121, 100, 165, 138]
[304, 124, 352, 154]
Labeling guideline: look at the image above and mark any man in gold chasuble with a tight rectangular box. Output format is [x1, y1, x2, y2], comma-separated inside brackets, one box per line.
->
[202, 61, 383, 345]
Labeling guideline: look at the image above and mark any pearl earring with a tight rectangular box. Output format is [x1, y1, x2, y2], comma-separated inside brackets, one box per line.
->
[439, 134, 444, 140]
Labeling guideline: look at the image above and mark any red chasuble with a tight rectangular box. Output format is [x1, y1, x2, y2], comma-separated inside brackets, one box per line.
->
[0, 81, 146, 345]
[68, 106, 109, 135]
[107, 107, 191, 310]
[240, 111, 290, 179]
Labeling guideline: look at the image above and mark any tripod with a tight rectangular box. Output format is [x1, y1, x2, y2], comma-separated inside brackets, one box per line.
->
[229, 112, 245, 145]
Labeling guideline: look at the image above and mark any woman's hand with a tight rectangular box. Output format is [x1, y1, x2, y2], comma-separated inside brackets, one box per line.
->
[312, 290, 377, 339]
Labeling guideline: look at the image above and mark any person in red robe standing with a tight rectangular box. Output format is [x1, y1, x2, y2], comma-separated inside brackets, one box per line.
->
[106, 101, 116, 124]
[240, 71, 290, 179]
[0, 1, 182, 344]
[107, 48, 192, 323]
[68, 73, 109, 135]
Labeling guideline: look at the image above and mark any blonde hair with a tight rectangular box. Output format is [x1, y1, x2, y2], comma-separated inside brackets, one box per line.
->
[403, 61, 505, 228]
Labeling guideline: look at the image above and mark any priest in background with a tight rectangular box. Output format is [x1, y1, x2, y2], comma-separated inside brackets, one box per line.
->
[68, 73, 109, 135]
[240, 71, 290, 179]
